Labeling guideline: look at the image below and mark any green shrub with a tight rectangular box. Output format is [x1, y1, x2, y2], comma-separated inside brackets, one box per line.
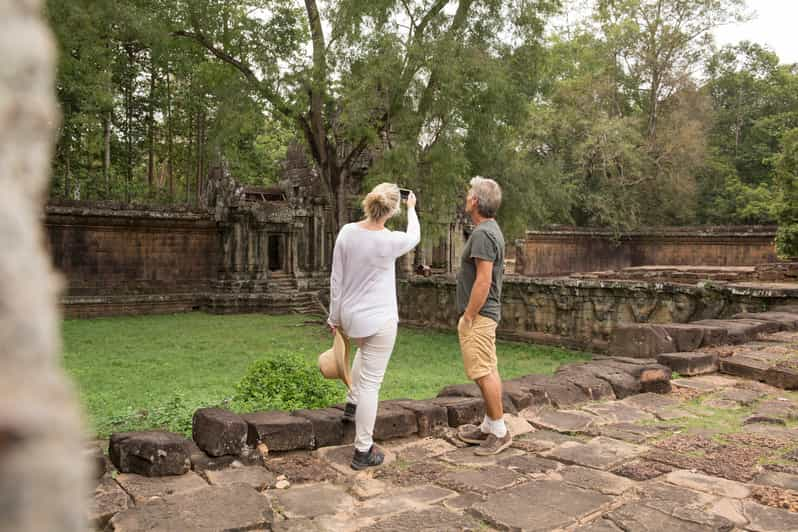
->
[231, 353, 345, 413]
[776, 223, 798, 259]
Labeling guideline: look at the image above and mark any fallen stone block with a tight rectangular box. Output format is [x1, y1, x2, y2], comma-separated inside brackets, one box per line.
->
[764, 365, 798, 390]
[562, 362, 641, 399]
[720, 355, 770, 381]
[501, 379, 536, 410]
[659, 323, 707, 352]
[732, 318, 783, 334]
[109, 431, 192, 477]
[657, 352, 719, 376]
[590, 359, 672, 394]
[608, 324, 676, 358]
[242, 411, 314, 451]
[192, 407, 247, 457]
[384, 399, 448, 437]
[430, 397, 485, 427]
[437, 382, 518, 414]
[293, 407, 352, 448]
[692, 319, 761, 344]
[525, 377, 592, 408]
[772, 304, 798, 314]
[555, 367, 616, 402]
[371, 401, 419, 440]
[108, 485, 273, 531]
[733, 312, 798, 331]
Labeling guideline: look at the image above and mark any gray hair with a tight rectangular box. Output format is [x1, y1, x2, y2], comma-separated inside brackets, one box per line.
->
[469, 176, 502, 218]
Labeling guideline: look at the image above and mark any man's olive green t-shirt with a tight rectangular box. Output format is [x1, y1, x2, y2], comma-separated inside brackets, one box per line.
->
[456, 219, 505, 323]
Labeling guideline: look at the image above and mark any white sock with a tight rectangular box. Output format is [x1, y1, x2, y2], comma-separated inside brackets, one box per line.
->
[487, 416, 507, 438]
[479, 414, 491, 433]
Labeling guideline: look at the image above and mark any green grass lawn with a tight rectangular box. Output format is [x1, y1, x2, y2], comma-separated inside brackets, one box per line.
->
[62, 313, 590, 437]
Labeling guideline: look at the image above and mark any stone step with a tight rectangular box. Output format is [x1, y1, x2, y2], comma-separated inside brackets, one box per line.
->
[656, 352, 719, 376]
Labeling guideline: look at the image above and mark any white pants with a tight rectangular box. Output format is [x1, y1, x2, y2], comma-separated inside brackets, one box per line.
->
[346, 320, 398, 452]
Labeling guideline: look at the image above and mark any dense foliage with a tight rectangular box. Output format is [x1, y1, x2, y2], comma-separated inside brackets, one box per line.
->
[231, 354, 345, 412]
[46, 0, 798, 240]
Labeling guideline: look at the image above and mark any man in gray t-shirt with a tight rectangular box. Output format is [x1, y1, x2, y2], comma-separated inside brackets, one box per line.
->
[455, 176, 511, 456]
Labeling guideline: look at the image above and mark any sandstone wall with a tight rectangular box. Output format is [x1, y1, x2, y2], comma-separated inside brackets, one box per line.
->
[46, 203, 220, 317]
[517, 226, 778, 276]
[397, 276, 798, 352]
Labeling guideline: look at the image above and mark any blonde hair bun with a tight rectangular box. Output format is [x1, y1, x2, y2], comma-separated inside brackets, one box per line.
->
[363, 183, 401, 221]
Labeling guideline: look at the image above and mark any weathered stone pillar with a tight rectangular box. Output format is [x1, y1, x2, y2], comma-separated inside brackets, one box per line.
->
[0, 2, 89, 530]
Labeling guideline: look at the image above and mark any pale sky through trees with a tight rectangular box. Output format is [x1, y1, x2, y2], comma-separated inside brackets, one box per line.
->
[713, 0, 798, 64]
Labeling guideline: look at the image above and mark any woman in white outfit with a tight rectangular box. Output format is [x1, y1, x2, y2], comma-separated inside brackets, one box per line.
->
[327, 183, 420, 470]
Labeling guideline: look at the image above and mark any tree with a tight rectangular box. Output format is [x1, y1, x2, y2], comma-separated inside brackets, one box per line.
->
[774, 129, 798, 258]
[698, 43, 798, 224]
[170, 0, 559, 231]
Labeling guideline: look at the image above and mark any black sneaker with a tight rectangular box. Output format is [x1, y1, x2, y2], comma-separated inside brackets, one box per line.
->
[342, 402, 357, 423]
[351, 445, 384, 470]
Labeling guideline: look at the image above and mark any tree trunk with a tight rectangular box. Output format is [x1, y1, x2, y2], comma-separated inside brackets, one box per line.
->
[103, 111, 111, 197]
[64, 140, 71, 199]
[166, 66, 174, 200]
[147, 65, 156, 196]
[0, 3, 89, 529]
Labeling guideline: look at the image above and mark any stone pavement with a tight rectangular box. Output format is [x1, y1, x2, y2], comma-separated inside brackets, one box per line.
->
[90, 331, 798, 531]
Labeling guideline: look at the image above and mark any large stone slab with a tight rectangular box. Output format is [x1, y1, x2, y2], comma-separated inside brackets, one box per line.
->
[512, 428, 584, 451]
[597, 423, 666, 444]
[273, 483, 355, 519]
[523, 406, 597, 433]
[205, 465, 275, 490]
[742, 500, 798, 532]
[693, 319, 762, 344]
[720, 355, 770, 381]
[430, 397, 485, 427]
[292, 407, 352, 448]
[658, 352, 719, 376]
[664, 470, 750, 499]
[471, 480, 613, 531]
[557, 465, 634, 495]
[764, 365, 798, 390]
[360, 507, 481, 532]
[109, 431, 192, 477]
[544, 437, 645, 470]
[437, 466, 526, 495]
[734, 312, 798, 331]
[108, 484, 273, 531]
[115, 471, 209, 504]
[192, 407, 248, 457]
[242, 411, 314, 451]
[605, 503, 732, 532]
[609, 324, 676, 358]
[498, 454, 561, 475]
[88, 476, 131, 529]
[755, 471, 798, 492]
[719, 387, 765, 406]
[581, 401, 653, 424]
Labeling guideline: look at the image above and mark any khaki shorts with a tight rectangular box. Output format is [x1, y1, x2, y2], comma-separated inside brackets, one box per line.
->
[457, 315, 498, 380]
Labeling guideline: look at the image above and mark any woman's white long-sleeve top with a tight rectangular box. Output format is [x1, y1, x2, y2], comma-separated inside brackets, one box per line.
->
[328, 208, 420, 338]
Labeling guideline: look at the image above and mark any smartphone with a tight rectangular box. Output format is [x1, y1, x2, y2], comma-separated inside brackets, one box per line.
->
[399, 188, 411, 201]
